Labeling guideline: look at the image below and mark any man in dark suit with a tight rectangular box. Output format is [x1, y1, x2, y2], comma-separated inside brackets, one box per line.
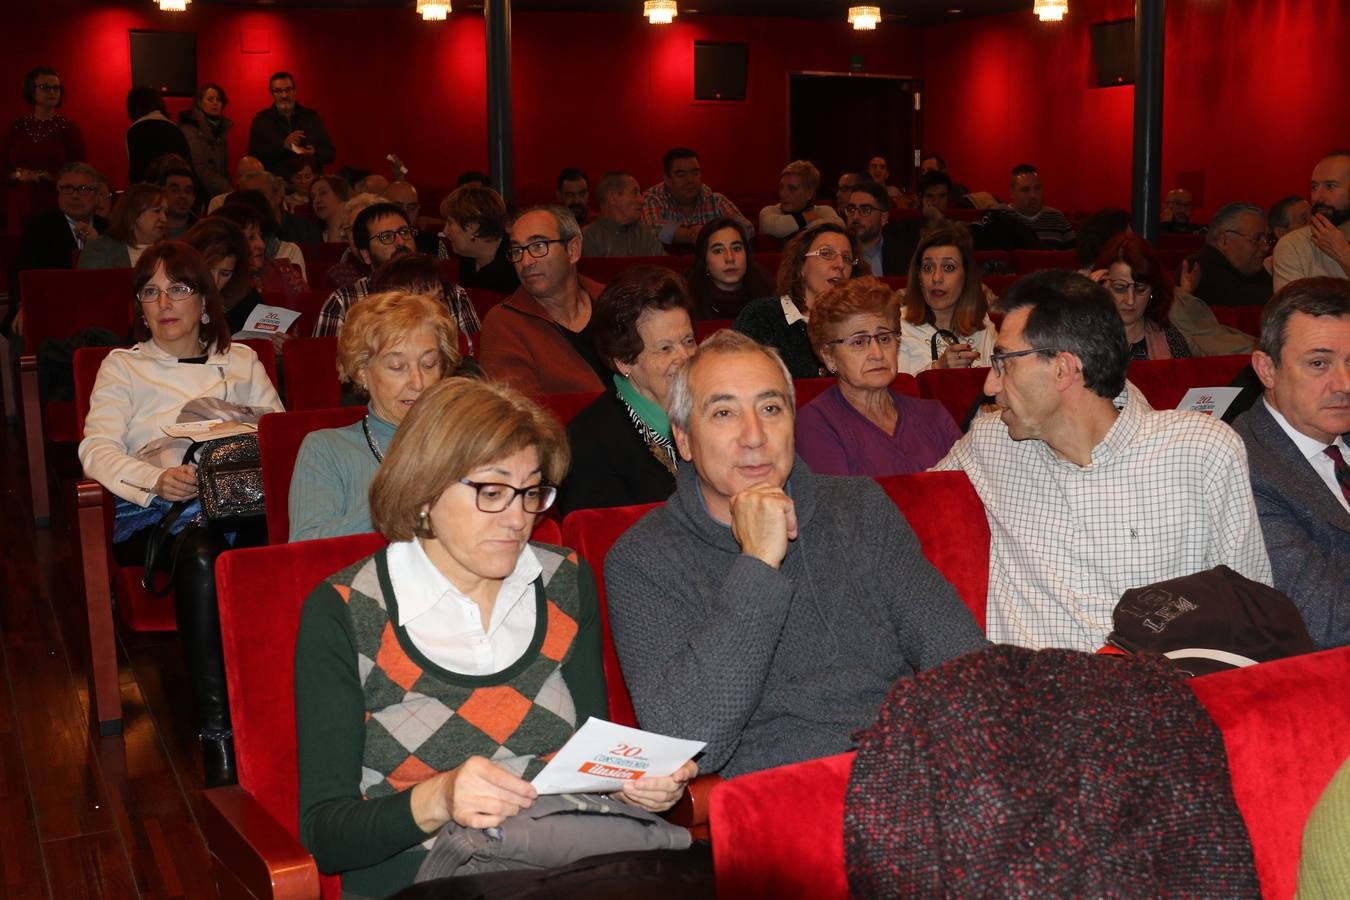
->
[3, 161, 108, 337]
[1232, 276, 1350, 649]
[844, 181, 913, 277]
[246, 72, 335, 176]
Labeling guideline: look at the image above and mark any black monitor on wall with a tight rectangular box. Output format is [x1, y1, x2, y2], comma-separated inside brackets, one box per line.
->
[694, 42, 748, 101]
[1091, 19, 1135, 87]
[129, 30, 197, 97]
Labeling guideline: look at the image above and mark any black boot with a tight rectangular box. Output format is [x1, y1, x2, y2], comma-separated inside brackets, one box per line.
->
[172, 525, 237, 789]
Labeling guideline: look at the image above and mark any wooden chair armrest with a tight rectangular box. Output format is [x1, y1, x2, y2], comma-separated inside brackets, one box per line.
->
[200, 786, 320, 900]
[666, 773, 723, 831]
[74, 477, 121, 734]
[19, 351, 49, 522]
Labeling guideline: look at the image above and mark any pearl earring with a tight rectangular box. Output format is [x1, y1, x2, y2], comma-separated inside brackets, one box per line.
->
[200, 311, 210, 325]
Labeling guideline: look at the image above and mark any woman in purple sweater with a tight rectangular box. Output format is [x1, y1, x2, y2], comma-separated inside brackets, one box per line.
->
[796, 277, 960, 477]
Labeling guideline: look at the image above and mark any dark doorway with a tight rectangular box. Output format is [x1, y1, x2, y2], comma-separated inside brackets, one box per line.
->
[789, 73, 920, 199]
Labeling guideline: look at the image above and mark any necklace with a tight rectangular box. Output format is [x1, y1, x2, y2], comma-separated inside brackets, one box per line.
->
[362, 415, 385, 462]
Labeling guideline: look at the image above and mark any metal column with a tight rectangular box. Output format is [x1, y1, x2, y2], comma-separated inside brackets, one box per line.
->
[485, 0, 513, 201]
[1131, 0, 1165, 242]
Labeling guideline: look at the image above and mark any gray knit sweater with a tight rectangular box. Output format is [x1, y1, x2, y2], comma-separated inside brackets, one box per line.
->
[605, 458, 988, 777]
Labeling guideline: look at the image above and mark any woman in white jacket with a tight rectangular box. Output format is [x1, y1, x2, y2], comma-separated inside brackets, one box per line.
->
[78, 241, 282, 788]
[897, 224, 999, 376]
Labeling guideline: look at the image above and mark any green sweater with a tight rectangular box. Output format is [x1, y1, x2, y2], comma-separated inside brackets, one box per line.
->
[294, 543, 608, 896]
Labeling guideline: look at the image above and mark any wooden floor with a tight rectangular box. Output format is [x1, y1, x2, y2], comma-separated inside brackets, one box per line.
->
[1, 419, 217, 899]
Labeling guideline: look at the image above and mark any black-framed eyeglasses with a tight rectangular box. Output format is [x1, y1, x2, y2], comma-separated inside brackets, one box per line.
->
[370, 226, 416, 245]
[989, 347, 1062, 376]
[36, 83, 63, 92]
[507, 239, 567, 262]
[805, 246, 858, 266]
[459, 480, 558, 514]
[1223, 229, 1272, 246]
[1105, 280, 1154, 299]
[136, 283, 198, 305]
[829, 330, 897, 352]
[58, 183, 96, 194]
[841, 204, 881, 217]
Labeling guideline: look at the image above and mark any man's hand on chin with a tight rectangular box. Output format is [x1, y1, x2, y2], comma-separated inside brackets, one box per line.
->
[730, 484, 798, 569]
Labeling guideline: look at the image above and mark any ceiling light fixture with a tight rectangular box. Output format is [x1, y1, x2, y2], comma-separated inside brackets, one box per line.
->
[644, 0, 677, 24]
[848, 6, 882, 30]
[1033, 0, 1068, 21]
[156, 0, 189, 10]
[417, 0, 451, 20]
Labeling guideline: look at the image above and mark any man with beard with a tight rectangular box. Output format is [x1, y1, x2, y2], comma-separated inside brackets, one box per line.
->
[932, 270, 1271, 652]
[313, 202, 415, 336]
[248, 72, 335, 176]
[845, 178, 948, 277]
[1274, 152, 1350, 291]
[556, 167, 591, 225]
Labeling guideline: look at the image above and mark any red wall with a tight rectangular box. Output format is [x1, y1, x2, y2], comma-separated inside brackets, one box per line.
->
[2, 0, 1345, 217]
[0, 3, 920, 206]
[920, 0, 1350, 217]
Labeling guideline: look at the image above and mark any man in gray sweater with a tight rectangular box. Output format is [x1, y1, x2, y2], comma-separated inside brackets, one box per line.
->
[605, 331, 988, 778]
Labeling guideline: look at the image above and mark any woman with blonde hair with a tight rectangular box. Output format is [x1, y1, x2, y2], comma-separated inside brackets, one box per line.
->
[288, 291, 462, 541]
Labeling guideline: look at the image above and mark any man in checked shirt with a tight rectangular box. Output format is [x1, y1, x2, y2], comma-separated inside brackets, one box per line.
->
[933, 269, 1272, 651]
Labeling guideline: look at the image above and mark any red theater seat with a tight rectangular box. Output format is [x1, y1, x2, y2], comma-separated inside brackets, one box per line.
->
[19, 267, 136, 522]
[710, 646, 1350, 900]
[916, 366, 991, 425]
[578, 255, 687, 283]
[467, 287, 507, 322]
[694, 318, 731, 342]
[1210, 305, 1263, 337]
[286, 290, 331, 339]
[258, 407, 366, 544]
[532, 390, 601, 427]
[793, 373, 919, 409]
[1126, 354, 1251, 410]
[281, 336, 342, 411]
[1012, 249, 1076, 273]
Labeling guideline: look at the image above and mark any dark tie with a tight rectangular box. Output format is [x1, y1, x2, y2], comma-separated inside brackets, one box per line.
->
[1325, 444, 1350, 506]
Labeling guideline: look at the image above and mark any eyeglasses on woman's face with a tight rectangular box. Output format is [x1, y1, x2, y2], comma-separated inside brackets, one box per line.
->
[828, 330, 897, 352]
[136, 283, 198, 305]
[805, 246, 858, 267]
[458, 480, 558, 514]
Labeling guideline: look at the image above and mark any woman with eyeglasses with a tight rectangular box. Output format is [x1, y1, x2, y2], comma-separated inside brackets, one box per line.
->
[797, 277, 960, 477]
[77, 182, 168, 269]
[897, 224, 998, 376]
[295, 377, 696, 896]
[683, 216, 774, 321]
[5, 66, 86, 223]
[733, 221, 868, 378]
[78, 242, 282, 788]
[1090, 234, 1191, 360]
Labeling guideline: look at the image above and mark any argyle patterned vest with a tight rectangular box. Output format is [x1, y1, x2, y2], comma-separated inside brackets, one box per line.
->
[326, 544, 584, 802]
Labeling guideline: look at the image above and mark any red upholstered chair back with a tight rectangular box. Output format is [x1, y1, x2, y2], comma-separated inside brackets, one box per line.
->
[974, 250, 1014, 271]
[258, 407, 366, 544]
[467, 287, 507, 323]
[282, 336, 342, 410]
[879, 275, 906, 291]
[532, 390, 602, 427]
[1126, 354, 1251, 411]
[215, 532, 387, 899]
[559, 503, 661, 728]
[19, 268, 136, 354]
[1209, 304, 1264, 338]
[984, 273, 1019, 297]
[709, 646, 1350, 900]
[287, 289, 332, 338]
[1012, 249, 1076, 274]
[578, 256, 688, 283]
[876, 471, 988, 629]
[793, 373, 920, 409]
[694, 318, 731, 342]
[916, 366, 991, 425]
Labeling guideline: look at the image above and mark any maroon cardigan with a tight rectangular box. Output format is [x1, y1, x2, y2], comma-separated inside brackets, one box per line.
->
[478, 275, 607, 396]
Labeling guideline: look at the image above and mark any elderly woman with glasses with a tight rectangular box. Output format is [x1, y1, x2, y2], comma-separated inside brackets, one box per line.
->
[289, 291, 463, 542]
[295, 377, 697, 896]
[78, 241, 282, 789]
[1089, 234, 1191, 360]
[733, 221, 868, 378]
[797, 277, 960, 477]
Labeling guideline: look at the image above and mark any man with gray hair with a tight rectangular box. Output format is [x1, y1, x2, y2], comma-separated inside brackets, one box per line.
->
[581, 172, 663, 257]
[479, 205, 608, 395]
[1192, 202, 1274, 307]
[1272, 152, 1350, 292]
[605, 329, 986, 778]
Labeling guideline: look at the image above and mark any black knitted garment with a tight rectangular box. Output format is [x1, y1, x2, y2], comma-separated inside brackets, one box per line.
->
[844, 645, 1259, 898]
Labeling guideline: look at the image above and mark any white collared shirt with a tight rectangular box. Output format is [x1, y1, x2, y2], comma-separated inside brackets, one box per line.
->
[1264, 399, 1350, 515]
[779, 294, 807, 326]
[387, 538, 542, 676]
